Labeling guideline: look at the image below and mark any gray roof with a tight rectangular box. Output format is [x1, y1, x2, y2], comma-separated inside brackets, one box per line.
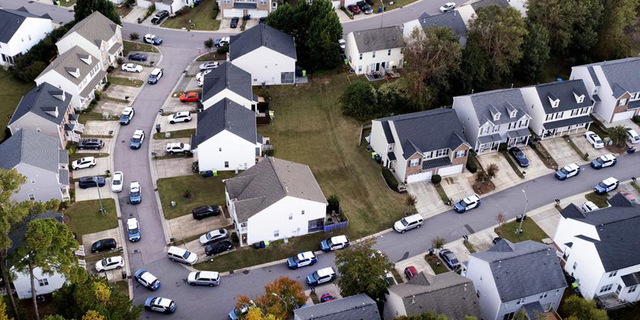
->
[352, 26, 405, 53]
[533, 80, 593, 114]
[471, 0, 510, 11]
[38, 46, 101, 86]
[0, 7, 50, 43]
[202, 63, 253, 103]
[471, 240, 567, 302]
[59, 11, 118, 47]
[577, 57, 640, 98]
[375, 108, 469, 159]
[0, 130, 62, 174]
[9, 83, 72, 127]
[229, 24, 296, 60]
[543, 115, 592, 130]
[466, 88, 530, 126]
[418, 11, 468, 37]
[294, 294, 381, 320]
[387, 272, 481, 320]
[193, 99, 257, 147]
[8, 211, 63, 256]
[559, 193, 640, 271]
[225, 158, 326, 222]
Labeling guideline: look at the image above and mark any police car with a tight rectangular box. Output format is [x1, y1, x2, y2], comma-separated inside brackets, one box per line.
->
[320, 235, 349, 252]
[129, 181, 141, 204]
[127, 218, 141, 242]
[287, 251, 317, 269]
[130, 129, 145, 149]
[134, 269, 161, 291]
[555, 163, 580, 180]
[590, 154, 617, 169]
[306, 267, 337, 286]
[594, 177, 619, 195]
[144, 297, 176, 314]
[454, 194, 481, 213]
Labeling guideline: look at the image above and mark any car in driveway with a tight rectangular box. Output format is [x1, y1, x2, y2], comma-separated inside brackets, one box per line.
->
[555, 163, 580, 180]
[439, 249, 460, 269]
[594, 177, 619, 195]
[119, 107, 135, 125]
[348, 4, 361, 14]
[111, 171, 124, 193]
[229, 304, 251, 320]
[127, 218, 141, 242]
[127, 53, 147, 61]
[199, 61, 219, 71]
[143, 33, 163, 45]
[626, 127, 640, 144]
[620, 191, 639, 204]
[590, 154, 617, 169]
[150, 10, 169, 24]
[394, 213, 423, 233]
[147, 68, 163, 84]
[95, 256, 124, 272]
[77, 138, 104, 150]
[205, 240, 233, 256]
[306, 267, 336, 286]
[356, 1, 373, 14]
[179, 92, 199, 102]
[187, 271, 220, 286]
[440, 2, 456, 12]
[509, 147, 529, 167]
[134, 269, 161, 291]
[71, 157, 96, 170]
[78, 176, 105, 189]
[581, 201, 598, 213]
[404, 266, 417, 280]
[192, 205, 220, 219]
[91, 238, 116, 253]
[215, 37, 229, 47]
[166, 142, 191, 154]
[320, 235, 349, 251]
[121, 63, 143, 73]
[585, 131, 604, 149]
[199, 229, 229, 245]
[168, 111, 192, 123]
[144, 297, 176, 314]
[230, 17, 239, 28]
[129, 181, 142, 204]
[196, 70, 211, 86]
[130, 129, 145, 149]
[287, 251, 317, 269]
[454, 194, 480, 213]
[320, 293, 336, 303]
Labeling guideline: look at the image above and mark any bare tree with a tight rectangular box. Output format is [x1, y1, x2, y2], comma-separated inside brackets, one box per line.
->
[496, 213, 506, 226]
[431, 237, 445, 252]
[405, 195, 417, 214]
[486, 163, 499, 181]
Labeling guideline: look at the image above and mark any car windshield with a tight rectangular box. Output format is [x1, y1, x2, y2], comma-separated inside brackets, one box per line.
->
[131, 191, 140, 196]
[595, 158, 605, 164]
[326, 238, 333, 246]
[400, 218, 409, 226]
[560, 167, 570, 174]
[312, 272, 321, 280]
[292, 255, 301, 263]
[182, 251, 191, 259]
[457, 200, 468, 208]
[113, 179, 121, 185]
[598, 182, 608, 188]
[128, 227, 139, 234]
[149, 74, 157, 80]
[131, 137, 141, 143]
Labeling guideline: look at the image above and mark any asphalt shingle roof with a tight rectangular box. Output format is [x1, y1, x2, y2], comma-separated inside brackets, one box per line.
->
[202, 63, 253, 103]
[576, 57, 640, 98]
[229, 24, 296, 61]
[352, 26, 405, 53]
[225, 158, 326, 222]
[59, 11, 118, 47]
[294, 294, 381, 320]
[9, 83, 72, 127]
[532, 80, 592, 114]
[38, 46, 100, 85]
[418, 11, 468, 37]
[8, 211, 63, 256]
[194, 99, 257, 147]
[464, 88, 530, 126]
[0, 130, 62, 173]
[0, 7, 50, 43]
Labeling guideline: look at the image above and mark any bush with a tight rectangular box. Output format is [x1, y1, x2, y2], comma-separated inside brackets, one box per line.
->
[94, 90, 102, 101]
[431, 174, 442, 184]
[117, 57, 124, 65]
[146, 4, 156, 18]
[217, 44, 229, 54]
[382, 168, 399, 191]
[633, 115, 640, 124]
[231, 232, 239, 243]
[211, 2, 220, 19]
[341, 82, 378, 121]
[327, 194, 340, 213]
[129, 32, 140, 41]
[466, 157, 478, 173]
[264, 148, 275, 156]
[498, 143, 508, 152]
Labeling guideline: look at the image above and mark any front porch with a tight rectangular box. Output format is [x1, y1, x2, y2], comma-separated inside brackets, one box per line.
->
[477, 134, 503, 154]
[541, 115, 592, 139]
[506, 128, 530, 148]
[596, 292, 634, 310]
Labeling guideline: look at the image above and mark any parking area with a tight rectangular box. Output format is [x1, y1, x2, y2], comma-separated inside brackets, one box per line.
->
[74, 182, 115, 201]
[104, 84, 140, 102]
[93, 100, 128, 119]
[176, 74, 202, 93]
[218, 18, 258, 32]
[571, 134, 614, 158]
[157, 113, 197, 132]
[394, 254, 434, 279]
[72, 157, 111, 177]
[151, 137, 191, 155]
[440, 172, 475, 203]
[82, 227, 123, 255]
[477, 152, 524, 190]
[167, 209, 232, 242]
[111, 65, 153, 81]
[406, 182, 451, 217]
[162, 98, 198, 115]
[540, 136, 587, 165]
[304, 283, 342, 305]
[520, 147, 554, 179]
[126, 51, 162, 67]
[84, 120, 119, 136]
[77, 138, 114, 154]
[153, 157, 195, 179]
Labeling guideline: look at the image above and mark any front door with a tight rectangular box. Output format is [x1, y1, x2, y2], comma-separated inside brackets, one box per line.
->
[375, 63, 380, 72]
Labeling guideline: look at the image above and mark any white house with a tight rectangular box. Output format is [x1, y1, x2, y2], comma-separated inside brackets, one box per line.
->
[554, 193, 640, 309]
[136, 0, 194, 14]
[201, 62, 257, 111]
[56, 11, 123, 72]
[520, 80, 594, 139]
[453, 88, 532, 153]
[570, 57, 640, 123]
[0, 130, 69, 202]
[462, 240, 567, 320]
[0, 7, 53, 67]
[218, 0, 276, 18]
[35, 46, 107, 110]
[345, 26, 405, 76]
[229, 24, 297, 86]
[225, 157, 327, 246]
[402, 5, 476, 45]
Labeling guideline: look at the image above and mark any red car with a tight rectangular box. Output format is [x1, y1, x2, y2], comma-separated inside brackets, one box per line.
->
[404, 266, 417, 280]
[320, 293, 336, 303]
[179, 92, 199, 102]
[348, 4, 361, 14]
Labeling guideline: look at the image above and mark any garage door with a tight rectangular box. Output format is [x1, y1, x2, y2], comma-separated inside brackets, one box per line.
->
[247, 9, 268, 18]
[223, 9, 244, 17]
[437, 164, 463, 176]
[406, 171, 433, 184]
[612, 110, 636, 122]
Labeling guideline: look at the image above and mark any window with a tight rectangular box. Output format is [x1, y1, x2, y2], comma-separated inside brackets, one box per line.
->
[372, 51, 376, 58]
[503, 312, 515, 320]
[224, 161, 229, 168]
[301, 210, 305, 215]
[219, 147, 222, 152]
[609, 271, 618, 277]
[274, 230, 279, 237]
[476, 290, 480, 298]
[409, 159, 420, 167]
[435, 149, 449, 157]
[358, 65, 362, 72]
[573, 262, 578, 270]
[1, 53, 5, 62]
[618, 98, 628, 106]
[599, 284, 613, 293]
[38, 278, 49, 286]
[455, 150, 466, 158]
[28, 194, 35, 201]
[629, 285, 638, 293]
[388, 49, 391, 56]
[539, 292, 548, 299]
[516, 298, 525, 305]
[359, 53, 363, 60]
[288, 213, 293, 220]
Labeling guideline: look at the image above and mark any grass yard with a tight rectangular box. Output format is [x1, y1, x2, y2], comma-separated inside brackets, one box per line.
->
[585, 192, 609, 208]
[196, 52, 227, 61]
[424, 254, 449, 274]
[162, 0, 221, 31]
[154, 129, 196, 140]
[371, 0, 420, 13]
[78, 112, 108, 125]
[0, 70, 35, 141]
[434, 183, 450, 204]
[495, 218, 549, 243]
[63, 199, 118, 240]
[158, 173, 234, 219]
[108, 76, 144, 88]
[69, 152, 109, 162]
[58, 0, 77, 7]
[123, 41, 159, 55]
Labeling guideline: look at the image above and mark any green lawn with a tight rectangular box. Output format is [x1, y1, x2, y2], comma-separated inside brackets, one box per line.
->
[371, 0, 420, 13]
[0, 70, 35, 140]
[162, 0, 221, 31]
[58, 0, 77, 7]
[63, 199, 118, 241]
[495, 218, 549, 243]
[123, 41, 159, 55]
[425, 254, 449, 274]
[108, 76, 144, 88]
[78, 112, 109, 125]
[153, 129, 195, 140]
[585, 192, 609, 208]
[157, 173, 234, 219]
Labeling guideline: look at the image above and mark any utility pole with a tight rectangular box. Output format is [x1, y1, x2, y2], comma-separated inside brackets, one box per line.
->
[516, 189, 527, 234]
[379, 0, 384, 28]
[94, 176, 105, 214]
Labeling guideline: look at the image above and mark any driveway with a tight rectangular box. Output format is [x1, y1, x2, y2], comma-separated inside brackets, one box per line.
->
[82, 227, 123, 257]
[541, 136, 587, 165]
[77, 139, 114, 154]
[162, 98, 198, 115]
[72, 157, 110, 177]
[571, 134, 614, 159]
[153, 158, 195, 179]
[75, 183, 115, 201]
[406, 182, 450, 217]
[520, 147, 554, 180]
[84, 121, 119, 136]
[477, 152, 524, 191]
[157, 114, 197, 132]
[167, 208, 231, 241]
[440, 172, 475, 203]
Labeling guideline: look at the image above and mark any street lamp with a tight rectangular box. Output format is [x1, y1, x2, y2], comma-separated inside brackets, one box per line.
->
[93, 176, 105, 214]
[379, 0, 385, 28]
[271, 293, 289, 314]
[516, 189, 528, 234]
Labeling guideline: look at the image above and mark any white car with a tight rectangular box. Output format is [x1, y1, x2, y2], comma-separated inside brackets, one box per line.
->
[168, 111, 192, 124]
[95, 256, 125, 272]
[626, 127, 640, 144]
[143, 33, 162, 45]
[196, 70, 211, 86]
[71, 157, 96, 170]
[215, 37, 230, 47]
[111, 171, 124, 193]
[187, 271, 220, 286]
[166, 142, 191, 154]
[440, 2, 456, 12]
[581, 201, 598, 213]
[199, 229, 229, 245]
[338, 39, 346, 51]
[585, 131, 604, 149]
[199, 61, 219, 71]
[121, 63, 143, 73]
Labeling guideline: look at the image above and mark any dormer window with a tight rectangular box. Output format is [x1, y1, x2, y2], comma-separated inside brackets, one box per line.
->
[65, 67, 80, 79]
[548, 97, 560, 108]
[51, 90, 66, 101]
[573, 91, 585, 104]
[79, 54, 92, 65]
[42, 107, 59, 118]
[510, 109, 517, 118]
[489, 104, 501, 121]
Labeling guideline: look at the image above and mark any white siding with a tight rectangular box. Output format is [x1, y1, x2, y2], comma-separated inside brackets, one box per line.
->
[520, 86, 547, 136]
[12, 266, 66, 299]
[452, 96, 481, 149]
[201, 88, 254, 111]
[8, 113, 63, 148]
[463, 256, 503, 320]
[344, 32, 404, 75]
[196, 130, 257, 172]
[0, 17, 53, 66]
[231, 46, 296, 86]
[370, 120, 390, 163]
[570, 66, 617, 123]
[383, 291, 408, 319]
[56, 33, 102, 65]
[11, 163, 63, 202]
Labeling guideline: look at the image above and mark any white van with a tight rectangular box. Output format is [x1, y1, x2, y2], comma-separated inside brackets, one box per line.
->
[167, 246, 198, 265]
[394, 213, 424, 233]
[187, 271, 220, 286]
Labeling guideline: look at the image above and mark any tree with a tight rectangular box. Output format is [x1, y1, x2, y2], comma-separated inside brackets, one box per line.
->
[567, 0, 603, 62]
[0, 298, 10, 320]
[594, 0, 640, 60]
[527, 0, 576, 54]
[12, 23, 74, 82]
[74, 0, 121, 25]
[431, 237, 445, 251]
[608, 125, 628, 147]
[129, 32, 139, 41]
[519, 23, 550, 82]
[486, 163, 499, 181]
[236, 277, 306, 319]
[496, 213, 506, 226]
[393, 313, 478, 320]
[377, 81, 412, 115]
[335, 239, 392, 304]
[340, 82, 378, 121]
[561, 296, 608, 320]
[246, 307, 279, 320]
[204, 38, 214, 52]
[405, 195, 417, 214]
[460, 33, 489, 93]
[82, 311, 104, 320]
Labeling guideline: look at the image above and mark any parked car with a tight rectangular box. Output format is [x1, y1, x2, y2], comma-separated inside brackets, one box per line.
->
[581, 201, 598, 213]
[585, 131, 604, 149]
[555, 163, 580, 180]
[192, 205, 220, 220]
[78, 176, 105, 189]
[71, 157, 96, 170]
[199, 229, 229, 245]
[205, 240, 233, 256]
[620, 191, 639, 204]
[439, 248, 461, 269]
[590, 154, 617, 169]
[187, 271, 220, 286]
[394, 213, 424, 233]
[144, 297, 176, 314]
[95, 256, 124, 272]
[230, 17, 239, 28]
[179, 92, 199, 102]
[404, 266, 418, 280]
[287, 251, 317, 269]
[166, 142, 191, 154]
[199, 61, 219, 71]
[338, 38, 346, 52]
[119, 107, 135, 125]
[129, 181, 142, 204]
[439, 2, 456, 12]
[454, 194, 481, 213]
[147, 68, 163, 84]
[150, 10, 169, 24]
[509, 147, 529, 167]
[306, 267, 336, 286]
[77, 138, 104, 150]
[111, 171, 124, 193]
[167, 246, 198, 265]
[143, 33, 163, 45]
[127, 218, 141, 242]
[626, 127, 640, 144]
[229, 304, 251, 320]
[121, 63, 143, 73]
[356, 1, 372, 14]
[134, 269, 161, 291]
[168, 111, 192, 123]
[320, 293, 336, 303]
[90, 238, 116, 253]
[196, 70, 211, 86]
[594, 177, 619, 195]
[348, 4, 361, 14]
[127, 53, 147, 61]
[320, 235, 349, 251]
[215, 37, 229, 47]
[130, 129, 145, 149]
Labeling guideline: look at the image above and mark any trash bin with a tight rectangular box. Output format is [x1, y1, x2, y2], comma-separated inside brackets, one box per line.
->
[628, 147, 637, 154]
[122, 271, 127, 280]
[378, 7, 382, 13]
[155, 124, 161, 133]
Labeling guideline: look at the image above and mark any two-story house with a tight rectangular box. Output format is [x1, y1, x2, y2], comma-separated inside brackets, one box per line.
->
[0, 7, 53, 67]
[35, 46, 107, 110]
[554, 193, 640, 309]
[295, 294, 381, 320]
[571, 57, 640, 123]
[218, 0, 275, 18]
[8, 83, 82, 148]
[520, 80, 594, 139]
[462, 240, 567, 320]
[136, 0, 194, 15]
[453, 88, 532, 154]
[370, 108, 470, 184]
[402, 6, 476, 45]
[345, 26, 405, 76]
[201, 62, 258, 111]
[0, 130, 69, 202]
[56, 11, 123, 72]
[225, 157, 327, 246]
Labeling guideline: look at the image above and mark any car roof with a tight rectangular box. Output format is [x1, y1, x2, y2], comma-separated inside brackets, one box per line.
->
[168, 246, 187, 255]
[176, 111, 190, 116]
[139, 270, 157, 282]
[106, 256, 123, 263]
[600, 154, 616, 161]
[331, 235, 348, 243]
[156, 297, 173, 307]
[464, 194, 479, 202]
[127, 218, 138, 229]
[151, 68, 162, 74]
[564, 163, 579, 170]
[403, 213, 423, 222]
[130, 181, 140, 188]
[316, 267, 335, 277]
[298, 251, 315, 259]
[602, 177, 618, 184]
[208, 229, 225, 236]
[198, 271, 219, 278]
[79, 156, 94, 161]
[123, 107, 133, 113]
[113, 171, 123, 178]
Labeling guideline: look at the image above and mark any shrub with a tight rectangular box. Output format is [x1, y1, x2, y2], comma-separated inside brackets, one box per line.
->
[192, 161, 199, 173]
[217, 44, 229, 54]
[382, 168, 399, 191]
[211, 2, 220, 19]
[117, 57, 124, 65]
[466, 157, 478, 173]
[264, 148, 275, 156]
[340, 82, 378, 121]
[146, 4, 156, 18]
[129, 32, 140, 41]
[498, 143, 508, 152]
[94, 90, 102, 101]
[231, 232, 239, 243]
[431, 174, 442, 184]
[327, 194, 340, 213]
[633, 115, 640, 124]
[182, 189, 191, 198]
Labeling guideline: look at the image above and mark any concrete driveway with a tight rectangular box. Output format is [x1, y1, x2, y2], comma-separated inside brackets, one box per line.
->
[153, 157, 195, 179]
[82, 227, 122, 253]
[94, 100, 128, 118]
[520, 147, 554, 180]
[394, 254, 434, 279]
[167, 209, 232, 241]
[541, 137, 586, 165]
[126, 51, 162, 67]
[157, 113, 197, 132]
[72, 157, 110, 177]
[440, 172, 475, 203]
[75, 182, 115, 201]
[151, 137, 191, 155]
[112, 66, 153, 81]
[105, 84, 141, 102]
[477, 152, 524, 191]
[84, 120, 119, 136]
[406, 182, 451, 217]
[571, 134, 613, 159]
[162, 98, 198, 114]
[77, 140, 114, 155]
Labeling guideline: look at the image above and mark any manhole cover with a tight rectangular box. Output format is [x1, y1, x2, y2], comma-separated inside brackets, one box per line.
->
[242, 270, 249, 274]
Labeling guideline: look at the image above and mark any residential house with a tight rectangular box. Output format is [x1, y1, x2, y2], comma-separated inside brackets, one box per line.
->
[35, 46, 107, 110]
[570, 57, 640, 123]
[201, 62, 257, 111]
[8, 83, 82, 148]
[554, 193, 640, 309]
[294, 294, 381, 320]
[56, 11, 123, 72]
[453, 88, 532, 154]
[225, 157, 327, 246]
[520, 80, 594, 139]
[0, 130, 70, 202]
[370, 108, 471, 184]
[218, 0, 276, 18]
[384, 271, 482, 320]
[402, 6, 477, 45]
[345, 26, 405, 76]
[229, 24, 297, 86]
[0, 7, 53, 67]
[462, 240, 567, 320]
[470, 0, 527, 16]
[136, 0, 195, 14]
[192, 98, 261, 172]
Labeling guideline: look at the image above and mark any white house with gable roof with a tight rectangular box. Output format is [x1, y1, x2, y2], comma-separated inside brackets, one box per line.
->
[0, 7, 53, 67]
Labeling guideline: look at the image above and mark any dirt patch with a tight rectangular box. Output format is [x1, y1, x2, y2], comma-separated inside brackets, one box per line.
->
[472, 179, 496, 195]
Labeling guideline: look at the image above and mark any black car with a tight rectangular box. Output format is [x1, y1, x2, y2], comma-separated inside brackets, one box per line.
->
[509, 147, 530, 167]
[77, 138, 105, 150]
[192, 205, 221, 220]
[230, 17, 239, 28]
[91, 238, 117, 253]
[151, 10, 169, 24]
[205, 240, 233, 256]
[439, 249, 461, 270]
[128, 53, 148, 61]
[259, 17, 266, 24]
[78, 176, 106, 189]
